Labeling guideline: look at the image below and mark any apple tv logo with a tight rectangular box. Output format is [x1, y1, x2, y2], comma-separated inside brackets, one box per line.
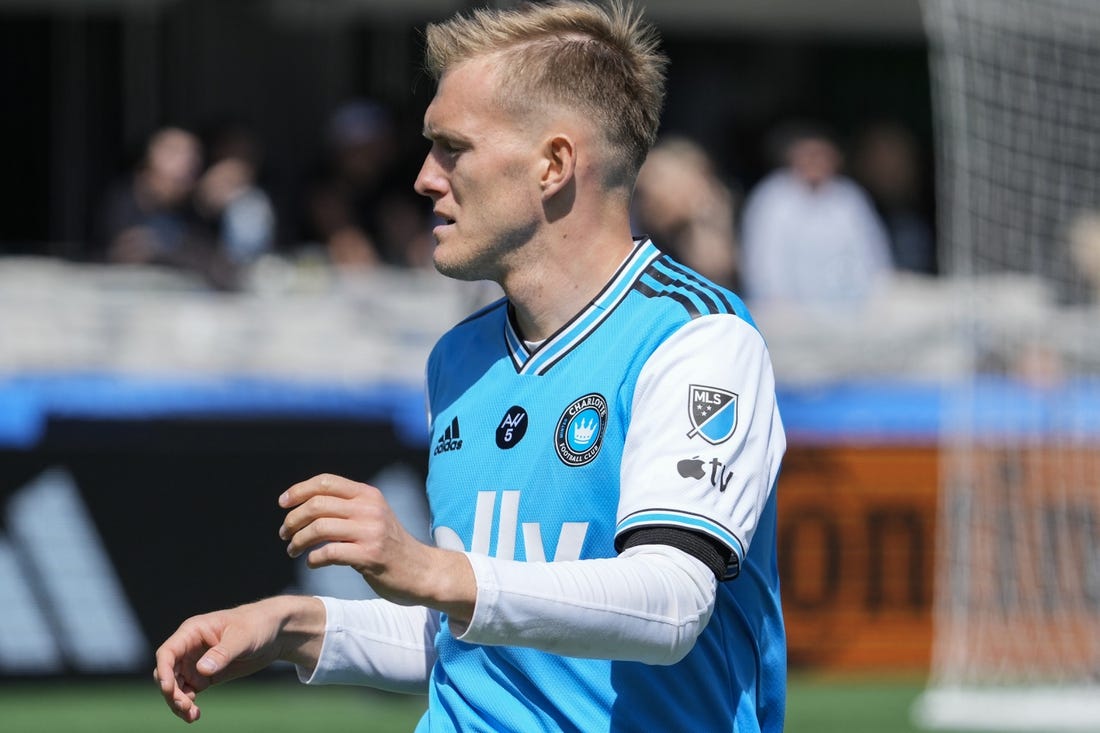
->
[677, 457, 706, 480]
[676, 456, 734, 491]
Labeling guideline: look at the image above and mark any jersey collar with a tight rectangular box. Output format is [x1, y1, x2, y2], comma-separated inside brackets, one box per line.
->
[505, 238, 661, 376]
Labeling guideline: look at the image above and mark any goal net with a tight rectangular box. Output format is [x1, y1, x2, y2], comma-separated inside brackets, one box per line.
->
[915, 1, 1100, 730]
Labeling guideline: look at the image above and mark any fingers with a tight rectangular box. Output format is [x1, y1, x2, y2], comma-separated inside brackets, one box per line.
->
[278, 475, 385, 551]
[283, 517, 356, 560]
[279, 473, 369, 510]
[153, 614, 244, 723]
[301, 538, 358, 570]
[279, 494, 350, 543]
[153, 650, 203, 723]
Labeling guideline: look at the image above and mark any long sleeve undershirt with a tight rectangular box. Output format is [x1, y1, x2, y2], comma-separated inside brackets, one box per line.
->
[299, 543, 717, 691]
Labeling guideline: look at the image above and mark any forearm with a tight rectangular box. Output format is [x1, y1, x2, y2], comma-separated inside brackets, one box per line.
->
[299, 598, 440, 693]
[456, 544, 717, 665]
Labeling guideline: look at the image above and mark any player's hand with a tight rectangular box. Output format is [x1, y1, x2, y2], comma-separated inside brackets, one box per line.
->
[279, 473, 474, 616]
[153, 597, 323, 723]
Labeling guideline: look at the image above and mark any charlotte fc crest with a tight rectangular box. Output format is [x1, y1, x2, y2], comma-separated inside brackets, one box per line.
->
[555, 393, 608, 466]
[687, 385, 738, 445]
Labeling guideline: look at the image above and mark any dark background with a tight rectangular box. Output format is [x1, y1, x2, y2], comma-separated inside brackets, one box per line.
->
[0, 0, 933, 259]
[0, 414, 427, 674]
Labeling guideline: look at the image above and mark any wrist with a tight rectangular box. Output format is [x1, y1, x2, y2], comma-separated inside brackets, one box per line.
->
[267, 595, 327, 669]
[421, 549, 477, 626]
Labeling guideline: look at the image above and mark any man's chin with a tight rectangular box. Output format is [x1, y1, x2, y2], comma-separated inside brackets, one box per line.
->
[433, 249, 484, 282]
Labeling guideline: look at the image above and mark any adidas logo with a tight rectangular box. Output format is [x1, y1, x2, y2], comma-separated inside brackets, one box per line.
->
[434, 416, 463, 455]
[1, 468, 148, 673]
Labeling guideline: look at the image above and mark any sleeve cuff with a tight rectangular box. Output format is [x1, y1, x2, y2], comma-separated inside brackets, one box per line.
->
[296, 596, 337, 685]
[451, 552, 500, 642]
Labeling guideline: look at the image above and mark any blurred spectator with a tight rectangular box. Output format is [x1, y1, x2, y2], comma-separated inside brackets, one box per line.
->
[99, 126, 238, 290]
[633, 136, 739, 289]
[194, 124, 276, 266]
[1069, 210, 1100, 303]
[852, 121, 936, 275]
[740, 121, 893, 308]
[302, 99, 435, 271]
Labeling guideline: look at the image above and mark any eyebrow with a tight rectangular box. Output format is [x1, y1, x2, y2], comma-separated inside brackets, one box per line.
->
[423, 124, 471, 146]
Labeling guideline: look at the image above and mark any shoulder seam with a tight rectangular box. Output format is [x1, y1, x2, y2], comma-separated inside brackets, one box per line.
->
[454, 297, 508, 328]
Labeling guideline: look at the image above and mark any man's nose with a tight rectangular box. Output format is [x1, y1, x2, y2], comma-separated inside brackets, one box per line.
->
[414, 154, 445, 199]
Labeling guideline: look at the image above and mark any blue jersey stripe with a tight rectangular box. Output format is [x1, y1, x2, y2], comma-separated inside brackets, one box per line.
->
[617, 510, 746, 562]
[636, 271, 701, 317]
[504, 310, 528, 372]
[653, 258, 735, 315]
[648, 260, 730, 316]
[647, 263, 720, 315]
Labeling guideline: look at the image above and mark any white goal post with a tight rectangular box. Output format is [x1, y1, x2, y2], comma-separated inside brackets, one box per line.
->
[915, 0, 1100, 730]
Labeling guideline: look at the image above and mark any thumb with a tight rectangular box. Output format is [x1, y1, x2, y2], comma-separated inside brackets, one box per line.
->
[196, 635, 246, 677]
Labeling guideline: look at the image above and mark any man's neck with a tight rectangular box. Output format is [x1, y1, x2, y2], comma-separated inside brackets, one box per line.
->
[502, 228, 636, 342]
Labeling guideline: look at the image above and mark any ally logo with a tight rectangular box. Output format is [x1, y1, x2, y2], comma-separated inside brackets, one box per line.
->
[433, 490, 588, 562]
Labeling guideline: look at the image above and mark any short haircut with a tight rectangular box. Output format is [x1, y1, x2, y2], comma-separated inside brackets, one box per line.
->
[423, 0, 668, 187]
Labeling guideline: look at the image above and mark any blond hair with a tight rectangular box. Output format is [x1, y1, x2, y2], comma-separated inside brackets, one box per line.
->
[423, 0, 667, 186]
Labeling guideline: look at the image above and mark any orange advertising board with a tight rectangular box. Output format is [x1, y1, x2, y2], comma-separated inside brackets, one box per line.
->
[777, 445, 938, 671]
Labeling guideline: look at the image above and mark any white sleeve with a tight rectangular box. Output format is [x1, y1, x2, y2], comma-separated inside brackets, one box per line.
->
[617, 314, 785, 579]
[297, 597, 439, 693]
[455, 543, 716, 666]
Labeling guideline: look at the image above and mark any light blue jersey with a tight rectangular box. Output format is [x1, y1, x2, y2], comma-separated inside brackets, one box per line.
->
[419, 239, 786, 732]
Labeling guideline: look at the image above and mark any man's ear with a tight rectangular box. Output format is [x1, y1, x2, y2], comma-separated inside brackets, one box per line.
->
[540, 134, 576, 199]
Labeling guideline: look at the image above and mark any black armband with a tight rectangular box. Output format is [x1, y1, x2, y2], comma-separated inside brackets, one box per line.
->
[618, 526, 735, 581]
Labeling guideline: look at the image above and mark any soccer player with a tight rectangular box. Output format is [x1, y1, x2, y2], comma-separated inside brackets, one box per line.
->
[153, 2, 787, 731]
